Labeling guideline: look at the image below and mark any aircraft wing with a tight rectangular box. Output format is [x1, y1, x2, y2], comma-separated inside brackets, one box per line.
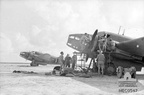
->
[116, 37, 144, 57]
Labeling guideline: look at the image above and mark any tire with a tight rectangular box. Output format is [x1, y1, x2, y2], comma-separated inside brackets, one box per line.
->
[116, 66, 123, 78]
[130, 66, 136, 78]
[107, 63, 116, 76]
[30, 60, 39, 66]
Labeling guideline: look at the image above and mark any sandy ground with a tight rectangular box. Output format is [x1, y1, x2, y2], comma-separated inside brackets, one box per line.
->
[0, 63, 144, 95]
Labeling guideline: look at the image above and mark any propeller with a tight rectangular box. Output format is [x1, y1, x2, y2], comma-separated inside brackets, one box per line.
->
[85, 29, 98, 61]
[88, 29, 98, 49]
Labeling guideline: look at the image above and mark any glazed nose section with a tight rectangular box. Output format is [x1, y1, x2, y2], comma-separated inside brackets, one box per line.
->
[67, 34, 83, 51]
[20, 52, 26, 57]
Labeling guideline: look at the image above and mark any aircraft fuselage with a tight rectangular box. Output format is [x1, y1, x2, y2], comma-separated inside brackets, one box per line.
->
[67, 31, 144, 71]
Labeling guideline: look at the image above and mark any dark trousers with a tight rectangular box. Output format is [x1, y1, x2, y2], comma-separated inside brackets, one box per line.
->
[72, 61, 76, 69]
[65, 63, 70, 68]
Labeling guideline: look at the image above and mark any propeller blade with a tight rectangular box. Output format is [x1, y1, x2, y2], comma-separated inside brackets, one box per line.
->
[91, 29, 98, 43]
[88, 29, 98, 48]
[82, 29, 99, 61]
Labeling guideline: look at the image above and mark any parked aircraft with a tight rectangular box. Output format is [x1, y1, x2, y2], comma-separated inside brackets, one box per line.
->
[67, 29, 144, 75]
[20, 51, 58, 66]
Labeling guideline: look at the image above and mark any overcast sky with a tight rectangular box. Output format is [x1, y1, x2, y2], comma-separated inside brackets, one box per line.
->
[0, 0, 144, 62]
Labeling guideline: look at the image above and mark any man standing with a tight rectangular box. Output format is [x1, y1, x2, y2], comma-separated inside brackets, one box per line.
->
[80, 33, 91, 51]
[97, 51, 105, 76]
[72, 52, 77, 70]
[98, 38, 106, 52]
[58, 51, 64, 70]
[64, 54, 71, 68]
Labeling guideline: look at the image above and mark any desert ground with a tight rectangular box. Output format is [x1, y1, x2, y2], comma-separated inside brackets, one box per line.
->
[0, 62, 144, 95]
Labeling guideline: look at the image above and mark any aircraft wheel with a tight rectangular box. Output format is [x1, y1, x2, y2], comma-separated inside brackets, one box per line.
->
[130, 66, 136, 78]
[30, 61, 39, 66]
[116, 66, 123, 78]
[107, 63, 116, 76]
[52, 66, 61, 75]
[30, 63, 39, 66]
[30, 63, 34, 66]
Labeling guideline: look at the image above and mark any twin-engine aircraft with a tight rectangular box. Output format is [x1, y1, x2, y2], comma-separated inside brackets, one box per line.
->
[20, 51, 58, 66]
[67, 29, 144, 75]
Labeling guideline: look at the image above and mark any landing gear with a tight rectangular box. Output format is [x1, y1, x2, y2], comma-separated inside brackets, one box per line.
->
[116, 66, 136, 78]
[116, 66, 124, 78]
[105, 52, 116, 75]
[106, 62, 116, 76]
[30, 60, 39, 66]
[130, 66, 136, 78]
[52, 66, 61, 74]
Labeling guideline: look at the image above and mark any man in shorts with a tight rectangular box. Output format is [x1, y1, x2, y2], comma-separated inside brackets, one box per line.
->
[97, 51, 105, 76]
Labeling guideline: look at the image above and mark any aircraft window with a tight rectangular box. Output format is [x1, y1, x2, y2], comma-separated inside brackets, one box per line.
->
[67, 43, 72, 46]
[73, 46, 77, 49]
[69, 36, 74, 39]
[75, 37, 80, 40]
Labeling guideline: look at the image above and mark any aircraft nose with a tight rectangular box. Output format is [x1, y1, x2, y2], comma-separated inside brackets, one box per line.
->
[20, 52, 26, 57]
